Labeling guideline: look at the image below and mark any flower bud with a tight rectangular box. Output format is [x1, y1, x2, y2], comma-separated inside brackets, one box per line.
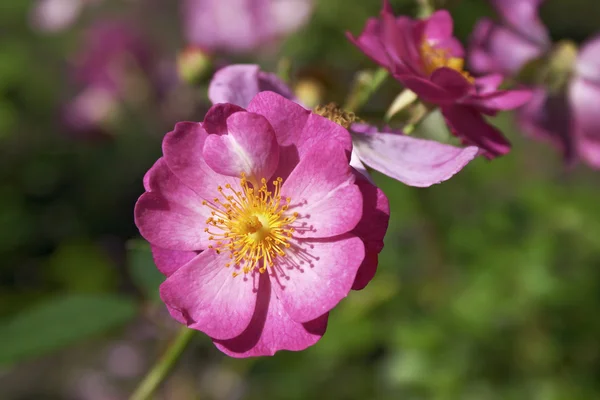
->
[177, 46, 213, 85]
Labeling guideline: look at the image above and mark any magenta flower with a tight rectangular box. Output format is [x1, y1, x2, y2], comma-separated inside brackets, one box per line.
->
[517, 37, 600, 168]
[469, 0, 550, 77]
[30, 0, 101, 33]
[468, 1, 600, 168]
[209, 64, 478, 187]
[63, 20, 166, 134]
[182, 0, 314, 54]
[135, 92, 390, 357]
[347, 1, 531, 159]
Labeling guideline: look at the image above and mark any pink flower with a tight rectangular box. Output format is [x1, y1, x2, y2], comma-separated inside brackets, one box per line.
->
[29, 0, 101, 33]
[469, 0, 550, 77]
[63, 20, 170, 135]
[468, 1, 600, 168]
[182, 0, 314, 54]
[135, 92, 390, 357]
[209, 64, 478, 187]
[347, 1, 531, 159]
[517, 37, 600, 168]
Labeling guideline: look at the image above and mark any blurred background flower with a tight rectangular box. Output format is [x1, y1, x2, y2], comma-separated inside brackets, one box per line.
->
[62, 20, 160, 135]
[29, 0, 102, 33]
[469, 0, 600, 169]
[182, 0, 314, 54]
[3, 0, 600, 398]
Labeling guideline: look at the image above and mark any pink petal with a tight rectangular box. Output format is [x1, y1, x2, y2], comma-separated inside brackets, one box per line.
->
[468, 18, 545, 76]
[162, 121, 238, 195]
[570, 78, 600, 168]
[490, 0, 550, 47]
[352, 131, 478, 187]
[248, 92, 352, 153]
[383, 14, 421, 74]
[134, 158, 212, 251]
[577, 136, 600, 168]
[143, 157, 163, 192]
[474, 74, 504, 94]
[159, 250, 257, 340]
[208, 64, 294, 108]
[397, 16, 424, 73]
[151, 245, 197, 277]
[202, 103, 245, 135]
[430, 67, 472, 98]
[442, 104, 511, 158]
[248, 92, 353, 180]
[351, 173, 390, 248]
[352, 247, 379, 291]
[270, 0, 314, 38]
[247, 91, 310, 146]
[271, 234, 365, 323]
[350, 175, 390, 290]
[576, 35, 600, 83]
[516, 87, 575, 163]
[256, 70, 296, 100]
[395, 73, 458, 104]
[346, 18, 392, 69]
[350, 149, 372, 181]
[151, 245, 202, 324]
[214, 273, 328, 357]
[30, 0, 84, 33]
[381, 10, 408, 72]
[281, 144, 362, 238]
[466, 88, 533, 113]
[424, 10, 454, 44]
[182, 0, 312, 53]
[203, 112, 279, 181]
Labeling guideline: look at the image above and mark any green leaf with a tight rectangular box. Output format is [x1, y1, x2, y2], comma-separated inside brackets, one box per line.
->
[47, 240, 117, 293]
[127, 239, 164, 301]
[0, 294, 136, 366]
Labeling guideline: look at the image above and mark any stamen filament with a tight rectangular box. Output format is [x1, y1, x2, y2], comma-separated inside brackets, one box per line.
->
[203, 173, 297, 276]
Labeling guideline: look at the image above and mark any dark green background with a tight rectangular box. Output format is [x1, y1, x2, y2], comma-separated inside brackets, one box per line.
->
[1, 0, 600, 398]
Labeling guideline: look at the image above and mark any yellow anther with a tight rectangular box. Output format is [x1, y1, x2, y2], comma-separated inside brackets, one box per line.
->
[202, 174, 298, 277]
[419, 40, 474, 83]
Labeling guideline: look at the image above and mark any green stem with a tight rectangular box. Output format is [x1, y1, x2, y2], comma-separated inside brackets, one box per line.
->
[416, 0, 434, 18]
[130, 327, 196, 400]
[343, 68, 388, 112]
[403, 103, 430, 134]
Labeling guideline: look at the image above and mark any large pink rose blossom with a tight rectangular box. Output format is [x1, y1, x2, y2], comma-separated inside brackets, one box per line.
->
[183, 0, 313, 54]
[347, 1, 531, 159]
[135, 92, 389, 357]
[209, 64, 478, 187]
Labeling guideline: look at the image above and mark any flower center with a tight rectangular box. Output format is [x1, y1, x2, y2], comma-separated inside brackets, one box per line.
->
[314, 103, 358, 129]
[202, 173, 298, 277]
[419, 40, 474, 83]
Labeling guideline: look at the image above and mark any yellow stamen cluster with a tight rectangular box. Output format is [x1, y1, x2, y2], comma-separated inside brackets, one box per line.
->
[202, 173, 298, 277]
[314, 103, 358, 129]
[420, 40, 474, 83]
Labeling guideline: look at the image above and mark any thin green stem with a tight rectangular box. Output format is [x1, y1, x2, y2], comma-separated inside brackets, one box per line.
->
[384, 89, 418, 121]
[416, 0, 434, 18]
[343, 68, 388, 113]
[130, 327, 196, 400]
[403, 103, 430, 134]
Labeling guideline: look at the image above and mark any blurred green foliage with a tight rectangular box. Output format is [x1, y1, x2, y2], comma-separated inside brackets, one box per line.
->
[1, 0, 600, 399]
[0, 294, 136, 366]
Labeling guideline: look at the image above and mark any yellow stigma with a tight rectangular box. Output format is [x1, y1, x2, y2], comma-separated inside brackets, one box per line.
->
[202, 173, 298, 277]
[419, 40, 474, 83]
[314, 103, 358, 129]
